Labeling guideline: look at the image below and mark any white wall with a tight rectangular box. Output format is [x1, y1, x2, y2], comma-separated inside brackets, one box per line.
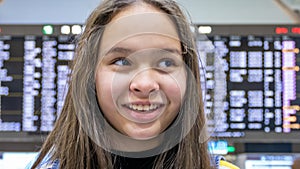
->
[0, 0, 100, 24]
[0, 0, 297, 24]
[177, 0, 296, 24]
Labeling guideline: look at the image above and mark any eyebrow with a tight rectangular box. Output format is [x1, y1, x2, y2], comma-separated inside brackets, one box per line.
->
[105, 47, 182, 55]
[105, 47, 133, 56]
[162, 48, 182, 55]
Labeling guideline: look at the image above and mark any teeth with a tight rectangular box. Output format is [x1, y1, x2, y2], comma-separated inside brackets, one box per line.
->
[137, 105, 143, 111]
[128, 104, 159, 111]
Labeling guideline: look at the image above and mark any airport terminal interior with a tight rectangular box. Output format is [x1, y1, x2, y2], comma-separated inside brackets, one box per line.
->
[0, 0, 300, 168]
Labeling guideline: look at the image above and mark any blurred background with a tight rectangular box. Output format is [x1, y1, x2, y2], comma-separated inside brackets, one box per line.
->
[0, 0, 300, 168]
[0, 0, 300, 24]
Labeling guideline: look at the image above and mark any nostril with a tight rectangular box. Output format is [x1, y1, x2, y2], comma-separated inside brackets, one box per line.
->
[130, 82, 159, 97]
[134, 88, 141, 92]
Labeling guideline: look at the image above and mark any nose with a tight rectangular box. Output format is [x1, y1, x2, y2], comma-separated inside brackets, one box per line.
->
[129, 69, 159, 98]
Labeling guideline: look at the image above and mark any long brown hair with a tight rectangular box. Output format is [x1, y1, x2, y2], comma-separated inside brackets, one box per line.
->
[31, 0, 213, 168]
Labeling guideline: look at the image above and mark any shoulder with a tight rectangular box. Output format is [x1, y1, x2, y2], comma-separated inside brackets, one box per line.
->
[214, 156, 240, 169]
[36, 159, 60, 169]
[219, 160, 239, 169]
[25, 151, 60, 169]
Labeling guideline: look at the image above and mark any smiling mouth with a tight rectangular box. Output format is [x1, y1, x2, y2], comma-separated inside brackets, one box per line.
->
[124, 103, 163, 113]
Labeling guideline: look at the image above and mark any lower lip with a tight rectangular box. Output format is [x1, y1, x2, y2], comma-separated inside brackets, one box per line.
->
[122, 106, 164, 123]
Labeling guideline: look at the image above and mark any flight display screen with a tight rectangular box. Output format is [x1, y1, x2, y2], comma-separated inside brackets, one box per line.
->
[0, 25, 299, 141]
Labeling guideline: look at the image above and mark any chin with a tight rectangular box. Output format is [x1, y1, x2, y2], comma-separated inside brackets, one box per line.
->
[125, 125, 161, 140]
[129, 133, 159, 140]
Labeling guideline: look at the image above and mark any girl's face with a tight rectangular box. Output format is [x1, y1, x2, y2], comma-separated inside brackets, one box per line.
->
[95, 4, 187, 140]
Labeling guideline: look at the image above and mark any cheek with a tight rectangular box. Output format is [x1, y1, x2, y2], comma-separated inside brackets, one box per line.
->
[162, 73, 186, 105]
[95, 71, 120, 125]
[95, 70, 114, 110]
[95, 72, 111, 97]
[95, 70, 131, 107]
[166, 84, 185, 105]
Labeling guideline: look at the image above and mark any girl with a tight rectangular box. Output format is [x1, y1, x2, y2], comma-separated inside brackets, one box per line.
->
[29, 0, 239, 168]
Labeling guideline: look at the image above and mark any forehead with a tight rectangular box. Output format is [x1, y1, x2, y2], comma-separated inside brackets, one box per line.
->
[99, 4, 180, 55]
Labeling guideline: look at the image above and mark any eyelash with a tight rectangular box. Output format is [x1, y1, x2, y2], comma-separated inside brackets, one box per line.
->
[112, 57, 131, 66]
[109, 56, 179, 70]
[158, 58, 176, 68]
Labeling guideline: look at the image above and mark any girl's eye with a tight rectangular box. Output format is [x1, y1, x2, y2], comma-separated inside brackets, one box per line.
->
[113, 58, 131, 66]
[158, 59, 176, 68]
